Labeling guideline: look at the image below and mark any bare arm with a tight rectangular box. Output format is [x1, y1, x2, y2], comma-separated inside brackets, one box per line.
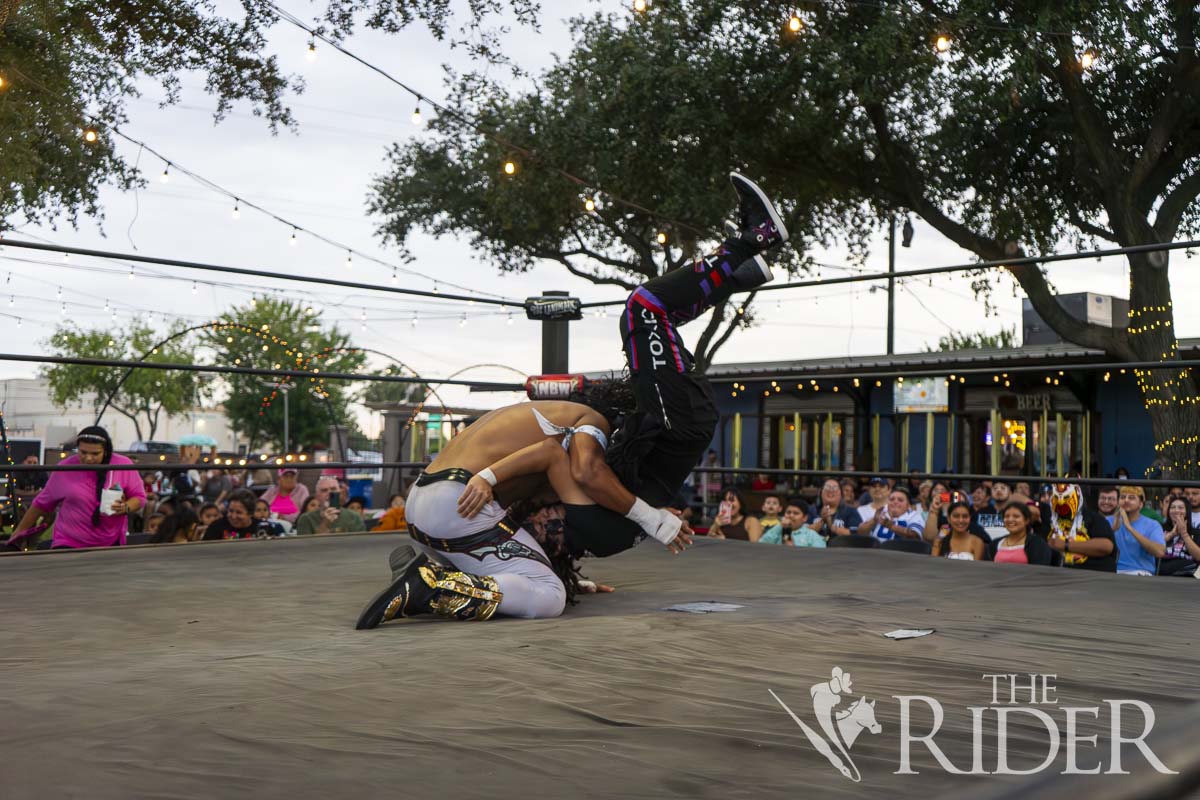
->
[745, 516, 763, 543]
[458, 440, 566, 518]
[568, 434, 638, 515]
[1179, 529, 1200, 561]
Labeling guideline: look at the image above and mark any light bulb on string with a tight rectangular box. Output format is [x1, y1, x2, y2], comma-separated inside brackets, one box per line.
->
[584, 197, 596, 212]
[507, 312, 514, 326]
[60, 302, 65, 316]
[411, 105, 423, 126]
[935, 34, 952, 53]
[306, 38, 317, 62]
[128, 265, 134, 280]
[633, 0, 647, 11]
[56, 286, 62, 301]
[289, 228, 298, 246]
[62, 253, 70, 263]
[411, 312, 419, 328]
[344, 251, 353, 270]
[433, 281, 439, 294]
[1080, 49, 1097, 70]
[788, 14, 803, 32]
[656, 231, 668, 245]
[503, 160, 517, 176]
[459, 314, 467, 328]
[391, 268, 398, 285]
[232, 201, 240, 220]
[160, 165, 170, 183]
[83, 127, 98, 143]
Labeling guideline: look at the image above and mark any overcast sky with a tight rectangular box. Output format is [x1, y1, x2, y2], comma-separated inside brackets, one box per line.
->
[3, 0, 1197, 424]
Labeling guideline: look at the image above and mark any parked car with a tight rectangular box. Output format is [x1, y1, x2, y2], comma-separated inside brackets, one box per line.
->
[128, 441, 181, 455]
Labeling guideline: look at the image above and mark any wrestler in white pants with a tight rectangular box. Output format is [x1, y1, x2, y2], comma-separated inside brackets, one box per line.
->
[406, 480, 566, 619]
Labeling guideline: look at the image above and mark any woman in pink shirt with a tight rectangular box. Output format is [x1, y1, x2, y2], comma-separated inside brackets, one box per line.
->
[10, 427, 146, 549]
[257, 467, 309, 525]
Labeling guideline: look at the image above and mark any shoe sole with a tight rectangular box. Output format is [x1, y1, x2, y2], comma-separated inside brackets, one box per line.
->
[749, 254, 773, 283]
[355, 545, 424, 630]
[729, 171, 790, 244]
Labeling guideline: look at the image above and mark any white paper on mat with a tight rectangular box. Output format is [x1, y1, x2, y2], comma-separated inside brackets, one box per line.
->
[663, 602, 745, 614]
[883, 628, 935, 639]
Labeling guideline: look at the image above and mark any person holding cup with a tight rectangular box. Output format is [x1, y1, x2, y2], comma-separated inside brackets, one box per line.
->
[8, 426, 145, 549]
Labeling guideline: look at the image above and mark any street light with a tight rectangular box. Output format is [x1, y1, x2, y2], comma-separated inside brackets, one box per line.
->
[259, 380, 296, 454]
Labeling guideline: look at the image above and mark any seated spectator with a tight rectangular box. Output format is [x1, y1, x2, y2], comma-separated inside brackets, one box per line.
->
[201, 468, 232, 506]
[914, 480, 933, 514]
[806, 478, 863, 539]
[13, 454, 48, 512]
[1185, 486, 1200, 529]
[203, 489, 274, 540]
[839, 478, 858, 507]
[1044, 484, 1116, 572]
[1014, 481, 1032, 499]
[972, 483, 1004, 540]
[1096, 485, 1120, 518]
[254, 499, 287, 537]
[708, 487, 762, 542]
[258, 467, 310, 525]
[346, 497, 367, 517]
[1111, 486, 1165, 575]
[986, 501, 1054, 566]
[145, 513, 165, 537]
[751, 473, 777, 492]
[758, 494, 782, 529]
[1158, 496, 1199, 577]
[760, 498, 826, 548]
[862, 487, 924, 542]
[296, 476, 367, 535]
[931, 501, 987, 561]
[301, 496, 321, 515]
[150, 508, 202, 544]
[855, 477, 890, 535]
[196, 502, 221, 538]
[991, 480, 1012, 507]
[372, 493, 409, 532]
[923, 491, 990, 545]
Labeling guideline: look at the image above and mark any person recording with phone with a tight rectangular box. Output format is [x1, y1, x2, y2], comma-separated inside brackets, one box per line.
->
[706, 487, 762, 542]
[296, 475, 366, 535]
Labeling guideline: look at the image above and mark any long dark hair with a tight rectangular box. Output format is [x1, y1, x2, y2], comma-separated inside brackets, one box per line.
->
[572, 377, 637, 431]
[938, 501, 974, 557]
[152, 507, 199, 544]
[76, 426, 113, 526]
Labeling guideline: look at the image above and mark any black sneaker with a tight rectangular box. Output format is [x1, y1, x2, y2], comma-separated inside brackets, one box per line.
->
[729, 172, 789, 252]
[355, 545, 437, 629]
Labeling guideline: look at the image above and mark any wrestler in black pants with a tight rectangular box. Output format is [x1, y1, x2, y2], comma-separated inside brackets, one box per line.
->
[607, 237, 769, 507]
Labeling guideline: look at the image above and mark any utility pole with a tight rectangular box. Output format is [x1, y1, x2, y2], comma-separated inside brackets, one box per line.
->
[887, 215, 896, 356]
[258, 380, 295, 453]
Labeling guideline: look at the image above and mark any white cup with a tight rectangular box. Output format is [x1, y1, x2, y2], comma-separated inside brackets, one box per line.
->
[100, 486, 124, 516]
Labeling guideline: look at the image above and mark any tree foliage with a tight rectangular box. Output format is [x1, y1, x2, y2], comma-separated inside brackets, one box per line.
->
[375, 1, 1200, 471]
[43, 320, 204, 442]
[0, 0, 536, 231]
[199, 297, 366, 452]
[932, 326, 1018, 352]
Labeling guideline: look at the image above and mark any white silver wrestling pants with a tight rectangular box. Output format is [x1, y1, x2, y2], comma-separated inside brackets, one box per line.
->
[405, 480, 566, 619]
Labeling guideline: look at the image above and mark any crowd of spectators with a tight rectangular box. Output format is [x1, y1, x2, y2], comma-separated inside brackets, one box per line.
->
[688, 462, 1199, 578]
[1, 432, 410, 551]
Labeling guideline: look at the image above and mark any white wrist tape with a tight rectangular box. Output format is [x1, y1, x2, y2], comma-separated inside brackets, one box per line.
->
[625, 498, 681, 545]
[478, 468, 498, 487]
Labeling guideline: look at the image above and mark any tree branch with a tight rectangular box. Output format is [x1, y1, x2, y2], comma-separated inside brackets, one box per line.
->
[587, 212, 656, 277]
[1067, 208, 1118, 243]
[693, 302, 727, 372]
[1153, 170, 1200, 240]
[702, 293, 756, 372]
[539, 252, 637, 289]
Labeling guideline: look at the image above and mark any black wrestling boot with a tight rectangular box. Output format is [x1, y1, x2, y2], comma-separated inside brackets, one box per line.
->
[355, 545, 504, 629]
[729, 172, 789, 253]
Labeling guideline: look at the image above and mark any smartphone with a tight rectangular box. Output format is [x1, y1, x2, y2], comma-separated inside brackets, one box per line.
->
[940, 492, 951, 504]
[330, 491, 341, 509]
[718, 500, 733, 525]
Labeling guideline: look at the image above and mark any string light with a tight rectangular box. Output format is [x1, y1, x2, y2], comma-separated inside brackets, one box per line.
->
[633, 0, 647, 11]
[503, 160, 517, 175]
[507, 312, 514, 326]
[411, 312, 418, 327]
[935, 34, 952, 53]
[0, 75, 6, 90]
[459, 313, 467, 328]
[344, 251, 353, 269]
[411, 105, 422, 126]
[306, 38, 317, 62]
[391, 268, 398, 285]
[60, 302, 65, 316]
[290, 228, 298, 246]
[232, 201, 240, 220]
[160, 165, 170, 183]
[584, 197, 596, 212]
[56, 286, 62, 301]
[787, 14, 803, 32]
[1080, 49, 1097, 70]
[128, 265, 135, 280]
[83, 127, 98, 143]
[656, 231, 668, 245]
[15, 317, 20, 328]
